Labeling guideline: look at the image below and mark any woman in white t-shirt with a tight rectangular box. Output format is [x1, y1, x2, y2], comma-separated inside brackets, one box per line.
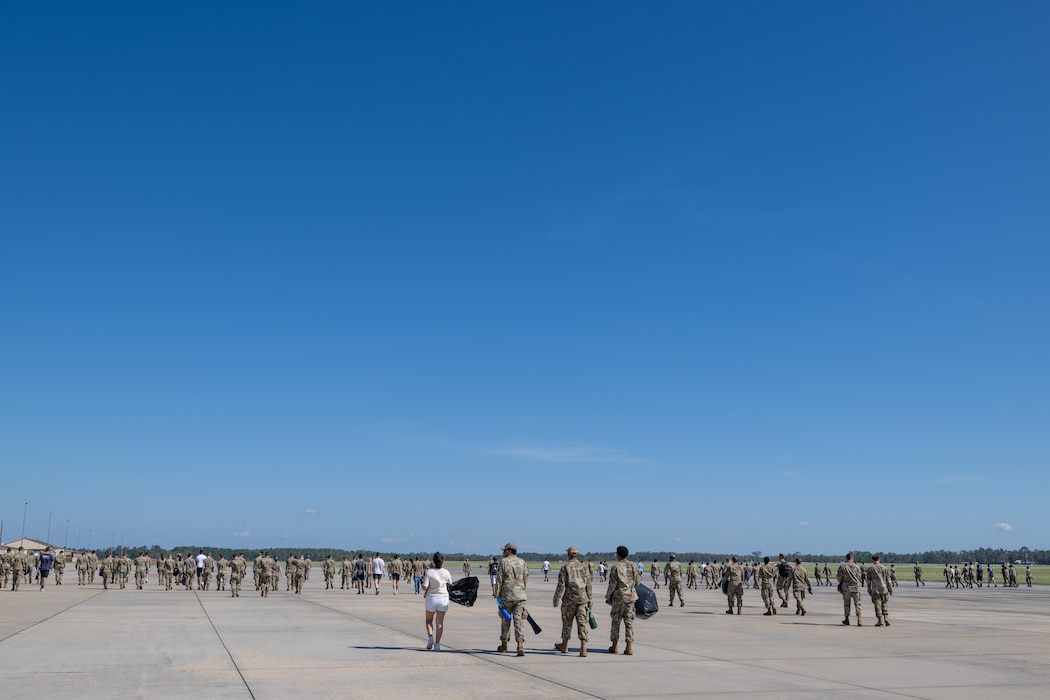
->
[423, 552, 453, 651]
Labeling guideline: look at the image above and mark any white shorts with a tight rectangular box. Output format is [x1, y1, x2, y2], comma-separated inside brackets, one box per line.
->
[425, 594, 449, 613]
[490, 575, 497, 585]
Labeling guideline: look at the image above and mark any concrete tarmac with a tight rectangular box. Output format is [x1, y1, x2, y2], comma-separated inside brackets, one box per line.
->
[2, 572, 1048, 698]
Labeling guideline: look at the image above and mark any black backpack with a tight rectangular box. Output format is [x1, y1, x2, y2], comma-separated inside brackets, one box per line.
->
[778, 561, 792, 578]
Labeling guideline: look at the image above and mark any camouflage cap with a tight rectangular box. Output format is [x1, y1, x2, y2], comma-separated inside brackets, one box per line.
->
[669, 553, 676, 559]
[502, 542, 517, 552]
[566, 546, 578, 556]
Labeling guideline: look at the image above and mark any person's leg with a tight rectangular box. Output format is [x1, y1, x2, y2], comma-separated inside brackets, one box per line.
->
[434, 609, 446, 644]
[425, 609, 435, 647]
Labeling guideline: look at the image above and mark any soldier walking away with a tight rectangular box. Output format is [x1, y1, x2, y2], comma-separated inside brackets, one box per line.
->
[822, 562, 831, 586]
[553, 546, 592, 657]
[229, 553, 246, 597]
[791, 558, 811, 615]
[389, 555, 403, 594]
[758, 556, 778, 615]
[216, 555, 228, 591]
[323, 555, 336, 590]
[866, 555, 891, 626]
[776, 554, 792, 609]
[649, 559, 661, 589]
[837, 552, 864, 626]
[1026, 565, 1033, 587]
[462, 558, 471, 579]
[664, 554, 684, 607]
[606, 545, 641, 655]
[495, 542, 529, 657]
[723, 556, 744, 614]
[914, 562, 924, 586]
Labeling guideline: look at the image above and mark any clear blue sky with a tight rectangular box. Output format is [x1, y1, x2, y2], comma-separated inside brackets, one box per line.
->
[2, 2, 1047, 556]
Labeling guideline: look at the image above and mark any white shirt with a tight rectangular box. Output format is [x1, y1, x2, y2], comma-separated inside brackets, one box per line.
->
[371, 557, 385, 575]
[423, 567, 453, 597]
[196, 554, 206, 568]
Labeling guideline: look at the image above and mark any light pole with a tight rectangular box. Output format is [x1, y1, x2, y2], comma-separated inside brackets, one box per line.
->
[47, 511, 53, 545]
[21, 500, 28, 541]
[65, 520, 70, 549]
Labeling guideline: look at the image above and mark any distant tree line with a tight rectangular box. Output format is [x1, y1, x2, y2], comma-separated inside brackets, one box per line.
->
[79, 545, 1047, 566]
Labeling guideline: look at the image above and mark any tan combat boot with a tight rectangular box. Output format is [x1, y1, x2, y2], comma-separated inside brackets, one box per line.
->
[555, 639, 568, 654]
[579, 641, 587, 657]
[608, 641, 619, 654]
[497, 641, 507, 653]
[737, 605, 742, 615]
[516, 640, 525, 657]
[856, 614, 863, 627]
[624, 641, 633, 655]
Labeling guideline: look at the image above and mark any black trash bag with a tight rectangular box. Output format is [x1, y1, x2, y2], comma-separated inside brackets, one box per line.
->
[634, 583, 659, 619]
[449, 576, 479, 607]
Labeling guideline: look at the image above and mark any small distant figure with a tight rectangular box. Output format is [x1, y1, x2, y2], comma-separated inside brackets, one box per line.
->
[371, 553, 386, 594]
[650, 559, 661, 589]
[664, 554, 684, 607]
[543, 559, 550, 582]
[914, 562, 924, 586]
[462, 558, 471, 579]
[837, 552, 864, 626]
[487, 556, 499, 597]
[1026, 566, 1033, 587]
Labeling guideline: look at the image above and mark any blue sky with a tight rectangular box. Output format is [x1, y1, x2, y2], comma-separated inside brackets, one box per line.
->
[2, 2, 1047, 556]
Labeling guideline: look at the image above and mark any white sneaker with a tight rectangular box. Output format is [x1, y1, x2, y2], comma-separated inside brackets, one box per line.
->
[426, 635, 434, 650]
[434, 643, 441, 651]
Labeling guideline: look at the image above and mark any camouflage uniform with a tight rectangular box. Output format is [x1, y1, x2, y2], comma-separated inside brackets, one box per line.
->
[323, 556, 336, 589]
[837, 556, 864, 625]
[10, 549, 27, 590]
[216, 556, 228, 591]
[340, 557, 351, 589]
[664, 556, 684, 606]
[724, 559, 744, 613]
[134, 553, 150, 589]
[606, 556, 641, 652]
[202, 555, 214, 590]
[758, 561, 778, 614]
[686, 561, 698, 589]
[866, 559, 891, 626]
[791, 562, 810, 615]
[495, 544, 529, 653]
[54, 552, 66, 585]
[258, 553, 273, 596]
[913, 563, 924, 586]
[649, 560, 661, 589]
[553, 550, 592, 652]
[229, 555, 246, 597]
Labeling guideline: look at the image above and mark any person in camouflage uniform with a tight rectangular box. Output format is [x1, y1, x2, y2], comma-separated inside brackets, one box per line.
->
[340, 556, 351, 589]
[134, 551, 150, 589]
[495, 542, 529, 657]
[606, 545, 641, 655]
[686, 560, 698, 589]
[866, 554, 891, 626]
[724, 556, 744, 614]
[323, 555, 336, 590]
[649, 559, 661, 589]
[216, 554, 228, 591]
[664, 554, 684, 607]
[1, 548, 11, 588]
[53, 550, 66, 585]
[258, 552, 273, 597]
[553, 546, 592, 657]
[229, 553, 246, 597]
[758, 556, 778, 615]
[791, 557, 811, 615]
[203, 553, 215, 590]
[913, 562, 924, 586]
[837, 552, 864, 626]
[9, 547, 27, 590]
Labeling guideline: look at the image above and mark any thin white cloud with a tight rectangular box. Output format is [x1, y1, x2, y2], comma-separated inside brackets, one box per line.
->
[232, 531, 250, 538]
[798, 522, 810, 527]
[302, 508, 319, 515]
[474, 444, 650, 466]
[993, 522, 1014, 532]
